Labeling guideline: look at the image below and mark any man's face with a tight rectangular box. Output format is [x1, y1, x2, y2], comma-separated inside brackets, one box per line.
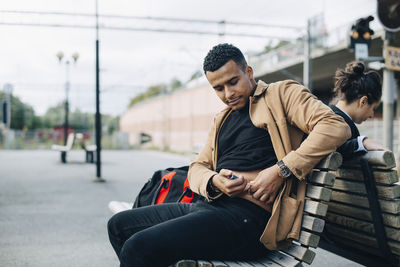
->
[205, 60, 256, 111]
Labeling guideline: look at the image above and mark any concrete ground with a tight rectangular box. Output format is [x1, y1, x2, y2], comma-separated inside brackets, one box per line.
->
[0, 150, 365, 267]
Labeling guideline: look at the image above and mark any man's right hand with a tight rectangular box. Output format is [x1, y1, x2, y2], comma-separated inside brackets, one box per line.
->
[212, 169, 248, 197]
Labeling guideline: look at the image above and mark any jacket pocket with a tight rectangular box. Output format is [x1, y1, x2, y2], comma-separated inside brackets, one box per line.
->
[276, 195, 301, 241]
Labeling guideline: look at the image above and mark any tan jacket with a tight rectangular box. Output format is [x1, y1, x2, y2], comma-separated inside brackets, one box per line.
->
[188, 80, 351, 249]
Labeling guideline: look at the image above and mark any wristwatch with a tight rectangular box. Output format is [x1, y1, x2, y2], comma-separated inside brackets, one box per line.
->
[207, 176, 221, 195]
[277, 160, 292, 178]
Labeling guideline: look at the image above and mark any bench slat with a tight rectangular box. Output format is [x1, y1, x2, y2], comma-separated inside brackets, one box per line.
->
[330, 190, 400, 214]
[332, 178, 400, 199]
[298, 230, 320, 248]
[308, 171, 335, 186]
[222, 261, 248, 267]
[301, 214, 325, 233]
[341, 150, 396, 169]
[197, 260, 213, 267]
[325, 212, 400, 242]
[175, 260, 196, 267]
[240, 261, 270, 267]
[327, 201, 400, 228]
[254, 257, 282, 267]
[210, 260, 229, 267]
[333, 168, 398, 185]
[306, 184, 332, 201]
[266, 251, 302, 267]
[325, 232, 399, 260]
[315, 152, 342, 170]
[304, 199, 328, 216]
[282, 244, 316, 264]
[325, 223, 400, 256]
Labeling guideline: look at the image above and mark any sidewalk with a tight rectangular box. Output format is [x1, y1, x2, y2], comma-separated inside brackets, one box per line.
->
[0, 150, 363, 267]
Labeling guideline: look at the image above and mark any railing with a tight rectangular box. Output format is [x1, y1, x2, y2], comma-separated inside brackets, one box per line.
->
[248, 21, 369, 75]
[0, 129, 129, 150]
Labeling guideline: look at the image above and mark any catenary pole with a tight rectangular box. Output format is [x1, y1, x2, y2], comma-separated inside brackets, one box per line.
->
[94, 0, 105, 182]
[303, 18, 312, 91]
[382, 31, 396, 151]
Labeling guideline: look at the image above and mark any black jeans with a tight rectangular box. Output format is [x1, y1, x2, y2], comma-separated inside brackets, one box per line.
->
[107, 195, 271, 267]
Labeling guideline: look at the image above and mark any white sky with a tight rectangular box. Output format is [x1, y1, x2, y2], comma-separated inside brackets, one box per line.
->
[0, 0, 377, 116]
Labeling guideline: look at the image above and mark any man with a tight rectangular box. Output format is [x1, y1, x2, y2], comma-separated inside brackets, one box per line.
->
[108, 43, 350, 267]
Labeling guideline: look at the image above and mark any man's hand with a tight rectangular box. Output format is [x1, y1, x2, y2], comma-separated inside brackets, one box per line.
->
[363, 138, 390, 152]
[248, 164, 284, 204]
[212, 169, 248, 197]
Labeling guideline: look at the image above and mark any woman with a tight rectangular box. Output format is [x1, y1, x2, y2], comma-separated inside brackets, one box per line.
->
[330, 61, 387, 160]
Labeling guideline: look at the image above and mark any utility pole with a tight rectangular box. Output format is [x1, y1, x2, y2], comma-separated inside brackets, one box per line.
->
[64, 60, 70, 145]
[3, 84, 13, 149]
[377, 0, 400, 151]
[94, 0, 105, 182]
[56, 52, 79, 145]
[303, 18, 312, 91]
[382, 32, 396, 150]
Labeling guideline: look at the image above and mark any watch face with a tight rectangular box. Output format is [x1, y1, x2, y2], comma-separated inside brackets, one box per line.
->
[278, 160, 291, 178]
[281, 167, 291, 177]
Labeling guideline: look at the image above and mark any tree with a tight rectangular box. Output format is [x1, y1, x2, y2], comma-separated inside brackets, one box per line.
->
[170, 78, 183, 92]
[128, 83, 167, 107]
[0, 91, 41, 130]
[263, 40, 291, 54]
[188, 70, 202, 81]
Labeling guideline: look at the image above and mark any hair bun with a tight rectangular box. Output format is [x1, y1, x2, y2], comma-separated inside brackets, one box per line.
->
[345, 61, 365, 79]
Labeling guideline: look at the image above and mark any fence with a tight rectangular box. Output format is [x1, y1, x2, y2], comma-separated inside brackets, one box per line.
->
[0, 129, 129, 150]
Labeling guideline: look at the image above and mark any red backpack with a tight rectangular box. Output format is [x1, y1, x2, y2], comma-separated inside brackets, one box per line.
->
[133, 166, 203, 208]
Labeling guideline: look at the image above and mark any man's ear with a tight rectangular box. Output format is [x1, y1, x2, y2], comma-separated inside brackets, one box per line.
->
[245, 65, 254, 79]
[359, 96, 369, 106]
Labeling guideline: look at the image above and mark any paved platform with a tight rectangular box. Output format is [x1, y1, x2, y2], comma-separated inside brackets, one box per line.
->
[0, 150, 364, 267]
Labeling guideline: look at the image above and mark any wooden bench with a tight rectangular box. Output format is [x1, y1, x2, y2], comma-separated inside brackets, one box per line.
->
[51, 132, 75, 163]
[75, 133, 96, 163]
[167, 152, 343, 267]
[319, 150, 400, 266]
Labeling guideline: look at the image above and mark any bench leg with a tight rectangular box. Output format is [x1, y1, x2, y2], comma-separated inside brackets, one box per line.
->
[61, 151, 67, 163]
[86, 151, 94, 163]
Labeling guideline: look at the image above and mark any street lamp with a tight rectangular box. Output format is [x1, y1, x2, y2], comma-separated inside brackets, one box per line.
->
[56, 51, 79, 145]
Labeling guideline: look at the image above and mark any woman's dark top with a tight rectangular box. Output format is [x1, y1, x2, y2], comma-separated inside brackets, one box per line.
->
[330, 104, 366, 160]
[216, 101, 277, 172]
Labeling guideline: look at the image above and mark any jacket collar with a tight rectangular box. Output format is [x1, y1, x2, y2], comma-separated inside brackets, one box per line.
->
[253, 80, 269, 97]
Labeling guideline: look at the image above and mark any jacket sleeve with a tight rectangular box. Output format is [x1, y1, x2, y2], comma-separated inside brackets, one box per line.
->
[337, 138, 367, 160]
[187, 117, 222, 200]
[278, 81, 351, 179]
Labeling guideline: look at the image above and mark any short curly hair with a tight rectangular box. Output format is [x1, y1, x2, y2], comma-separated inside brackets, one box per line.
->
[203, 43, 247, 73]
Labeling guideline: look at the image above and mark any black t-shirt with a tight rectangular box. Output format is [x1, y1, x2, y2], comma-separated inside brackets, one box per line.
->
[216, 101, 277, 172]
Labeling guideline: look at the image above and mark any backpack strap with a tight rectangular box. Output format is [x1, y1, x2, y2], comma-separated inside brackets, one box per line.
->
[360, 158, 398, 265]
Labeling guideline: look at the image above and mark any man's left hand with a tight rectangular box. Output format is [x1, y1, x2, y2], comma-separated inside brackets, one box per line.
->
[248, 164, 284, 204]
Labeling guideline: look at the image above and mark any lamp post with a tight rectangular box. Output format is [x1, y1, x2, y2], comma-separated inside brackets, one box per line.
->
[56, 51, 79, 145]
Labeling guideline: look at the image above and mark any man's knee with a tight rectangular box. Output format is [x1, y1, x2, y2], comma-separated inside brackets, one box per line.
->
[107, 213, 121, 238]
[119, 231, 161, 267]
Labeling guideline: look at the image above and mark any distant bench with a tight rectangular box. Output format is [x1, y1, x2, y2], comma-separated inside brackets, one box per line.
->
[51, 133, 75, 163]
[76, 133, 96, 163]
[51, 133, 96, 164]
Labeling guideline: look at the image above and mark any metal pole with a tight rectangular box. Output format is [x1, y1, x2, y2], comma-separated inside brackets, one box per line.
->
[94, 0, 104, 182]
[3, 83, 13, 149]
[6, 90, 11, 129]
[382, 32, 395, 150]
[303, 19, 312, 91]
[64, 60, 70, 145]
[5, 91, 11, 149]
